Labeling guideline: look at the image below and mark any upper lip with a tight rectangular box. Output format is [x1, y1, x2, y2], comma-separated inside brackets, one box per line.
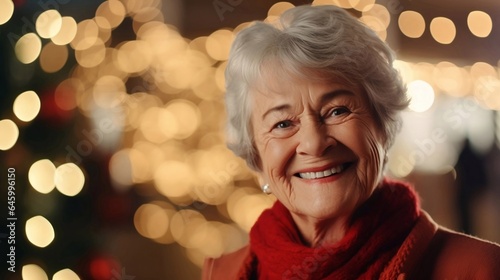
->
[292, 162, 348, 175]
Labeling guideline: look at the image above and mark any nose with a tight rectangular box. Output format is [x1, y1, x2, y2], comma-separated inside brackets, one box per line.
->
[296, 120, 335, 157]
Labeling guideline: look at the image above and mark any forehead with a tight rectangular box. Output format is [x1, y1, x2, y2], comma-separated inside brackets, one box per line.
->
[253, 59, 362, 92]
[250, 67, 363, 101]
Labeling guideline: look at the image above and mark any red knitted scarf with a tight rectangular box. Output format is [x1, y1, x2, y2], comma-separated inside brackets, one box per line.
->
[237, 178, 420, 280]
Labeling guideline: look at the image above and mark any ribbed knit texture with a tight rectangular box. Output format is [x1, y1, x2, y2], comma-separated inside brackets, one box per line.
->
[238, 178, 420, 280]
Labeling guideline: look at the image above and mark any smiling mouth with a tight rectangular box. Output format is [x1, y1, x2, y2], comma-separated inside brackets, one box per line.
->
[294, 163, 350, 179]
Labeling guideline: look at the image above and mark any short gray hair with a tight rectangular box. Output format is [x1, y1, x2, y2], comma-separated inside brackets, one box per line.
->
[225, 5, 408, 170]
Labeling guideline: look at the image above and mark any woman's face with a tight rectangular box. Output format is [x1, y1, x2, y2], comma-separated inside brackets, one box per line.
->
[251, 75, 386, 221]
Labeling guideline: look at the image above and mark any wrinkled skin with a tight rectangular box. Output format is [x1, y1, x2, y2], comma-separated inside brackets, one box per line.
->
[251, 76, 386, 247]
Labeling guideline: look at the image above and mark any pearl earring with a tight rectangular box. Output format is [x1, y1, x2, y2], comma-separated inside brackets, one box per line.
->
[261, 184, 272, 195]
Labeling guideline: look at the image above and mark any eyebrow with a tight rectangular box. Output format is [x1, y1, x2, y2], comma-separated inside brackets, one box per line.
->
[260, 89, 354, 121]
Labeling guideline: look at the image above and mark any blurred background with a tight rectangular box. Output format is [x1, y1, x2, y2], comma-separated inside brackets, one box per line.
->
[0, 0, 499, 279]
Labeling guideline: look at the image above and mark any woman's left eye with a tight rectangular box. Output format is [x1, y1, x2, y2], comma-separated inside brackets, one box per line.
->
[327, 107, 350, 117]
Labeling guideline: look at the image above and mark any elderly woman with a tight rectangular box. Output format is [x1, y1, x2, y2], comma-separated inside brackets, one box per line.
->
[203, 5, 500, 280]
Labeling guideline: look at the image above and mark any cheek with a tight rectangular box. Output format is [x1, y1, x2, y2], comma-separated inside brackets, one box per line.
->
[259, 138, 297, 174]
[338, 121, 385, 174]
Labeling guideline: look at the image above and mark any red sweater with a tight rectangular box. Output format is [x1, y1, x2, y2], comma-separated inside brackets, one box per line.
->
[203, 211, 500, 280]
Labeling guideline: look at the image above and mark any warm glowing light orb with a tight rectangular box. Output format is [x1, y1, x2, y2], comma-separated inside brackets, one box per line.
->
[53, 268, 81, 280]
[15, 33, 42, 64]
[467, 11, 492, 38]
[0, 0, 14, 25]
[407, 80, 435, 112]
[54, 163, 85, 196]
[398, 11, 425, 38]
[25, 216, 55, 248]
[28, 159, 56, 194]
[36, 9, 63, 39]
[430, 17, 456, 44]
[51, 16, 78, 45]
[0, 119, 19, 150]
[22, 264, 49, 280]
[13, 90, 41, 122]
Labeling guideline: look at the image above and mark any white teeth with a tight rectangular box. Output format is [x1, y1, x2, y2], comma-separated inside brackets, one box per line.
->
[298, 165, 344, 179]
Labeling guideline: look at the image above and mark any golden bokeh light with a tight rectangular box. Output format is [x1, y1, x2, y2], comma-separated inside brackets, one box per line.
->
[227, 188, 266, 231]
[229, 192, 274, 232]
[467, 11, 492, 38]
[189, 148, 236, 205]
[55, 78, 81, 111]
[359, 15, 387, 40]
[92, 75, 126, 108]
[95, 0, 126, 29]
[470, 62, 497, 80]
[127, 147, 152, 183]
[190, 58, 220, 98]
[0, 119, 18, 150]
[474, 76, 500, 110]
[147, 47, 196, 92]
[349, 0, 376, 12]
[430, 17, 456, 44]
[123, 0, 161, 14]
[407, 80, 435, 112]
[387, 146, 415, 178]
[123, 93, 163, 129]
[134, 202, 170, 240]
[75, 38, 106, 68]
[28, 159, 56, 194]
[109, 149, 134, 189]
[154, 160, 195, 198]
[233, 22, 252, 34]
[189, 221, 225, 257]
[215, 61, 227, 92]
[191, 69, 221, 101]
[215, 222, 248, 254]
[267, 2, 295, 17]
[51, 16, 78, 45]
[54, 163, 85, 196]
[434, 61, 470, 97]
[40, 42, 68, 73]
[185, 247, 207, 268]
[0, 0, 14, 25]
[189, 36, 215, 63]
[162, 100, 201, 140]
[393, 60, 414, 83]
[206, 29, 234, 61]
[97, 23, 113, 44]
[170, 209, 206, 248]
[139, 107, 170, 143]
[53, 268, 81, 280]
[362, 4, 390, 29]
[133, 7, 164, 23]
[115, 40, 153, 73]
[398, 11, 425, 38]
[312, 0, 352, 8]
[132, 141, 166, 177]
[412, 62, 436, 85]
[36, 9, 62, 39]
[70, 19, 99, 50]
[25, 216, 55, 248]
[22, 264, 48, 280]
[13, 90, 41, 122]
[15, 33, 42, 64]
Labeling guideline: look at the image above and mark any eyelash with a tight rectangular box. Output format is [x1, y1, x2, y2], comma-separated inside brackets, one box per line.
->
[326, 106, 350, 118]
[271, 106, 350, 131]
[274, 120, 294, 130]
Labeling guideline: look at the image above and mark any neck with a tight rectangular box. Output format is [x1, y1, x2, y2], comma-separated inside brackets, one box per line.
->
[290, 213, 349, 247]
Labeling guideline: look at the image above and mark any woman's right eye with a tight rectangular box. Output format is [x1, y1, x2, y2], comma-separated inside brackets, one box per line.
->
[274, 120, 292, 129]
